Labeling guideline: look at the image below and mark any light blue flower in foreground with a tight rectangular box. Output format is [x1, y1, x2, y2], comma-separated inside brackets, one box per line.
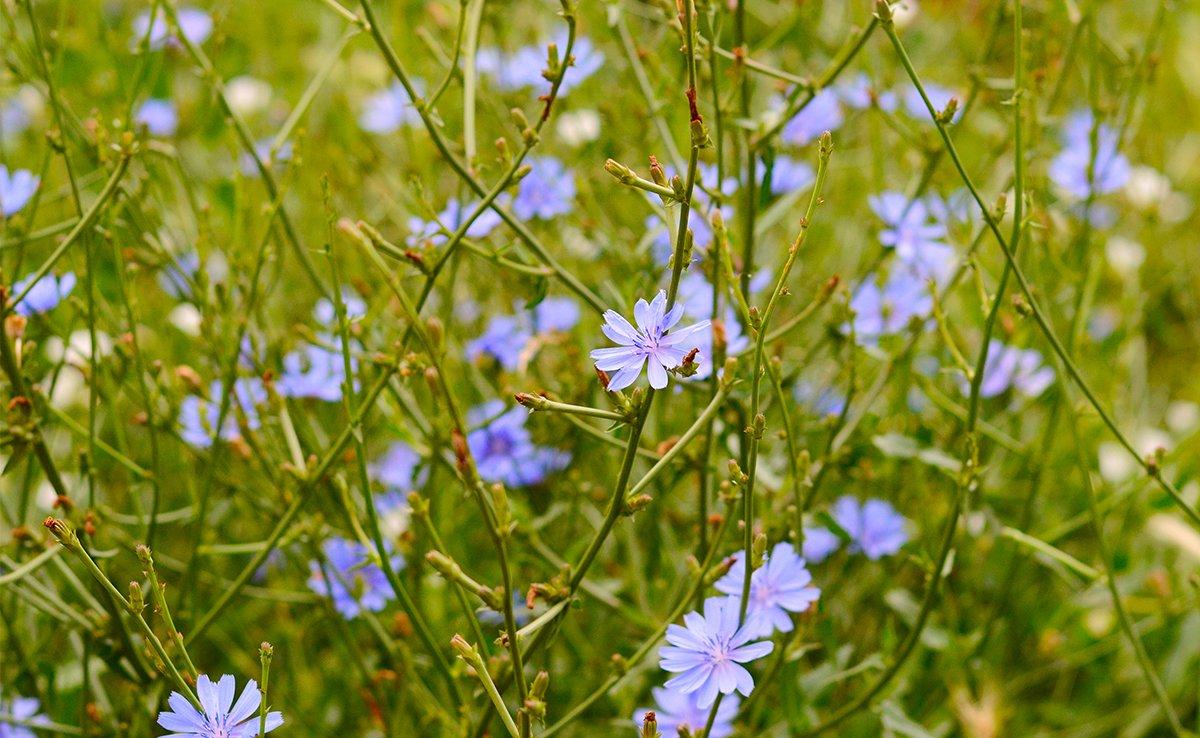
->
[903, 83, 963, 123]
[716, 542, 820, 638]
[800, 527, 842, 563]
[781, 88, 843, 146]
[308, 537, 402, 620]
[10, 271, 75, 316]
[137, 98, 178, 136]
[592, 291, 710, 391]
[1049, 110, 1130, 199]
[132, 7, 212, 51]
[513, 156, 576, 220]
[633, 686, 740, 738]
[467, 400, 570, 487]
[278, 337, 357, 402]
[157, 674, 282, 738]
[971, 339, 1054, 399]
[869, 191, 954, 284]
[768, 155, 815, 195]
[0, 689, 47, 738]
[179, 379, 265, 448]
[359, 80, 424, 134]
[1, 166, 39, 217]
[832, 496, 909, 560]
[849, 271, 931, 341]
[659, 596, 774, 708]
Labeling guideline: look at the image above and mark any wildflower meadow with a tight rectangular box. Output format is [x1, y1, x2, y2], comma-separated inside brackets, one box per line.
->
[3, 0, 1200, 735]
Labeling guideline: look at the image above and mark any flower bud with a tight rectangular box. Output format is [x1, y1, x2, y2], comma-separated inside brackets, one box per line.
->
[640, 710, 659, 738]
[128, 581, 144, 613]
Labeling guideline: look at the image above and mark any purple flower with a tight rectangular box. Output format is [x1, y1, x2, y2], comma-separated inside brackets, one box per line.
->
[633, 686, 740, 738]
[136, 98, 178, 136]
[0, 690, 47, 738]
[591, 291, 710, 391]
[157, 674, 282, 738]
[1049, 111, 1130, 199]
[837, 72, 897, 112]
[479, 33, 603, 94]
[849, 271, 931, 341]
[971, 339, 1054, 399]
[10, 271, 75, 316]
[902, 83, 963, 123]
[800, 527, 841, 563]
[132, 7, 212, 51]
[308, 537, 402, 620]
[697, 163, 738, 199]
[768, 155, 815, 196]
[467, 400, 570, 487]
[659, 596, 775, 708]
[179, 378, 265, 449]
[239, 139, 292, 177]
[359, 81, 423, 134]
[278, 337, 356, 402]
[869, 191, 954, 284]
[513, 156, 576, 220]
[781, 88, 843, 146]
[407, 197, 504, 246]
[466, 297, 579, 370]
[831, 496, 909, 560]
[314, 289, 367, 326]
[715, 542, 821, 638]
[372, 442, 428, 493]
[1, 166, 39, 217]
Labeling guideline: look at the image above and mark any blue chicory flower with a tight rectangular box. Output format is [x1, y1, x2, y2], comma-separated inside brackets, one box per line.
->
[476, 592, 537, 627]
[768, 155, 815, 196]
[478, 33, 603, 94]
[971, 339, 1054, 399]
[157, 252, 201, 300]
[136, 98, 179, 136]
[837, 72, 897, 111]
[781, 88, 843, 146]
[1048, 110, 1131, 199]
[278, 337, 357, 402]
[659, 596, 775, 708]
[467, 400, 570, 487]
[513, 156, 576, 220]
[793, 381, 847, 418]
[831, 496, 909, 560]
[869, 191, 955, 284]
[633, 686, 740, 738]
[591, 291, 710, 391]
[715, 542, 821, 638]
[308, 537, 402, 620]
[0, 690, 48, 738]
[359, 81, 424, 134]
[902, 83, 963, 123]
[407, 197, 504, 246]
[466, 297, 580, 371]
[1, 95, 31, 139]
[132, 7, 212, 51]
[156, 674, 282, 738]
[9, 271, 75, 316]
[800, 527, 842, 563]
[179, 378, 265, 449]
[848, 271, 932, 342]
[313, 289, 368, 326]
[239, 139, 292, 177]
[0, 166, 39, 217]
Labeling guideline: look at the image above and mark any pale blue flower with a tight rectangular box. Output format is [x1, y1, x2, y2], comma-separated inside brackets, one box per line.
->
[314, 289, 367, 325]
[10, 271, 75, 316]
[2, 96, 32, 139]
[372, 442, 428, 493]
[137, 98, 178, 136]
[479, 33, 603, 94]
[407, 197, 504, 246]
[675, 274, 749, 380]
[849, 271, 931, 341]
[768, 155, 815, 195]
[513, 156, 575, 220]
[1049, 111, 1130, 198]
[359, 81, 423, 134]
[0, 166, 39, 217]
[715, 542, 821, 638]
[467, 400, 570, 487]
[179, 379, 265, 448]
[800, 527, 841, 563]
[633, 686, 740, 738]
[971, 339, 1054, 399]
[158, 252, 201, 300]
[467, 297, 579, 370]
[902, 83, 963, 123]
[832, 496, 909, 560]
[697, 163, 738, 199]
[837, 72, 897, 111]
[781, 88, 843, 146]
[591, 291, 710, 391]
[0, 690, 47, 738]
[278, 337, 357, 402]
[308, 537, 402, 620]
[156, 674, 282, 738]
[869, 191, 954, 284]
[659, 596, 774, 708]
[793, 382, 846, 417]
[239, 139, 291, 177]
[132, 7, 212, 51]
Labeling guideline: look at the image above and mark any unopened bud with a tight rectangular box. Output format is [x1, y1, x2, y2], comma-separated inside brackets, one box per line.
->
[514, 392, 549, 410]
[640, 710, 659, 738]
[128, 581, 144, 613]
[43, 517, 81, 551]
[623, 494, 653, 515]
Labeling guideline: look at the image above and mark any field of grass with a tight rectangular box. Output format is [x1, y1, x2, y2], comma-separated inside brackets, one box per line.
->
[3, 0, 1200, 735]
